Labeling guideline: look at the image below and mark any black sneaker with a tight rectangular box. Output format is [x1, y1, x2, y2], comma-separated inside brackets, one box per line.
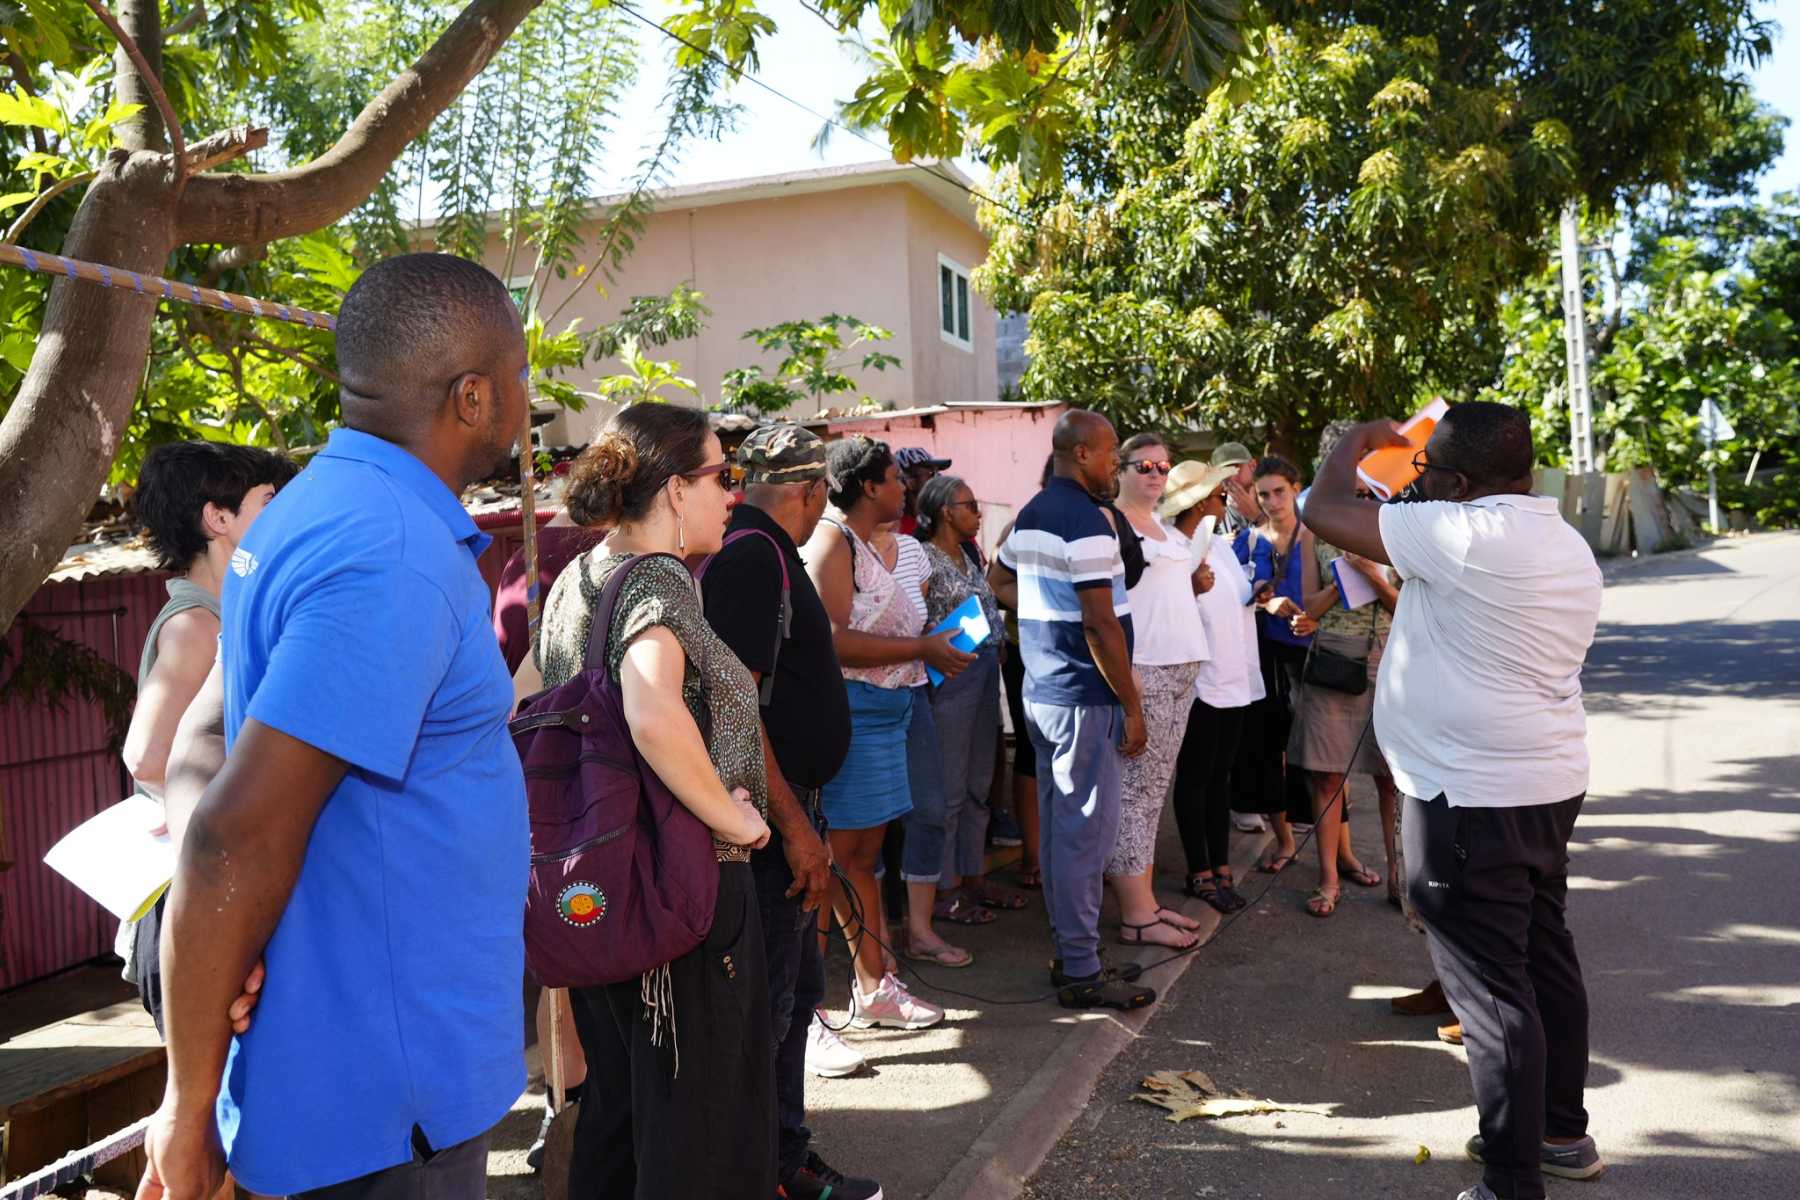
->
[780, 1151, 883, 1200]
[1466, 1133, 1605, 1180]
[1056, 969, 1155, 1011]
[525, 1098, 556, 1173]
[1049, 956, 1144, 986]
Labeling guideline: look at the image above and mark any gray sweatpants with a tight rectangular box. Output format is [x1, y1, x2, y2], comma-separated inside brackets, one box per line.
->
[1405, 792, 1590, 1200]
[1024, 699, 1123, 978]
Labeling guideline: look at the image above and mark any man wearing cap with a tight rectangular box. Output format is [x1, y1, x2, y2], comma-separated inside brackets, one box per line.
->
[893, 445, 951, 536]
[698, 424, 879, 1200]
[1211, 442, 1263, 536]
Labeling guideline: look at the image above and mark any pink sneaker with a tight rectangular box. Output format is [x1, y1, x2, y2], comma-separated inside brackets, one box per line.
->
[850, 972, 944, 1030]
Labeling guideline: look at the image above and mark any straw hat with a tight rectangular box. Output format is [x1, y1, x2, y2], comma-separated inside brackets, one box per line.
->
[1156, 460, 1236, 520]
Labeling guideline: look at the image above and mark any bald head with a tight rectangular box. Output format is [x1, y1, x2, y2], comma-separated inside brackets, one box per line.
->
[1050, 408, 1120, 497]
[1052, 409, 1114, 458]
[335, 253, 524, 438]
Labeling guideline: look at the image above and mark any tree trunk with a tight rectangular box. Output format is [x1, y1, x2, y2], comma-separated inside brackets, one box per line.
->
[0, 151, 177, 631]
[0, 0, 545, 635]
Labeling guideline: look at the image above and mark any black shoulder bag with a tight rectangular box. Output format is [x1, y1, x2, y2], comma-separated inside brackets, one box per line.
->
[1300, 600, 1380, 696]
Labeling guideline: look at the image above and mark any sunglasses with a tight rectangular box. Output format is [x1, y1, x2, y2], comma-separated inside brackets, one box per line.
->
[684, 460, 744, 487]
[1127, 460, 1172, 476]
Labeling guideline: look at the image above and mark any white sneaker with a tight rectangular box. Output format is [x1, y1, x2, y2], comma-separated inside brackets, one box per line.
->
[1231, 811, 1267, 833]
[805, 1011, 867, 1078]
[851, 972, 944, 1030]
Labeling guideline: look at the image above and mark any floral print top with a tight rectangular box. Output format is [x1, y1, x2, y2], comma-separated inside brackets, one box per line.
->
[539, 551, 765, 864]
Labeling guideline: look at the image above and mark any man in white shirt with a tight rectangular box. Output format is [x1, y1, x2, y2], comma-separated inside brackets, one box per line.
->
[1301, 403, 1605, 1200]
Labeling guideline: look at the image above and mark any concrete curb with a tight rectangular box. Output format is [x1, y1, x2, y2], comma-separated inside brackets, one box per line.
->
[925, 830, 1274, 1200]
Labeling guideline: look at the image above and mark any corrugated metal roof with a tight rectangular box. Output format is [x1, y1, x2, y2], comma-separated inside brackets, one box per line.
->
[46, 538, 161, 583]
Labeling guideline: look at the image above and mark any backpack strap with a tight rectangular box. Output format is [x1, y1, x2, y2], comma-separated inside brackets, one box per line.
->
[583, 552, 686, 672]
[695, 528, 791, 707]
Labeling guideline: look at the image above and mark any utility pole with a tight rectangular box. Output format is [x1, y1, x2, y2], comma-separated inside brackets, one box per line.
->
[1559, 200, 1596, 476]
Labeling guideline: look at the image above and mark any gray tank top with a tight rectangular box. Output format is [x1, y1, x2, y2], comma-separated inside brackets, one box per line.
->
[132, 577, 221, 795]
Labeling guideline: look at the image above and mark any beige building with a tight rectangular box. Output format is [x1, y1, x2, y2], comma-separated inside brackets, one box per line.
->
[466, 161, 1000, 447]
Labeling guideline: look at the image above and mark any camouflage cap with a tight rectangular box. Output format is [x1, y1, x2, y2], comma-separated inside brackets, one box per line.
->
[737, 422, 828, 484]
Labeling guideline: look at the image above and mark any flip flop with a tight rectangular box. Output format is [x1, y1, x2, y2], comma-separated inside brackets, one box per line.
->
[1013, 867, 1042, 889]
[933, 895, 997, 926]
[1154, 906, 1202, 932]
[1257, 853, 1297, 874]
[1341, 866, 1382, 888]
[1305, 887, 1340, 918]
[902, 940, 973, 968]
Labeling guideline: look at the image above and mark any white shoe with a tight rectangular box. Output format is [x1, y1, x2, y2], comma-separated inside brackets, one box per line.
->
[805, 1011, 867, 1077]
[1231, 811, 1267, 833]
[851, 972, 944, 1030]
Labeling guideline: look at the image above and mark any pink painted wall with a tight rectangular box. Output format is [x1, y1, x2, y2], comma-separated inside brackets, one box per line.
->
[826, 403, 1068, 557]
[468, 174, 998, 445]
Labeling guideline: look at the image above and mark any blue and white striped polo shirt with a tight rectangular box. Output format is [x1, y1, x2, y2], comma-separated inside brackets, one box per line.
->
[999, 475, 1134, 707]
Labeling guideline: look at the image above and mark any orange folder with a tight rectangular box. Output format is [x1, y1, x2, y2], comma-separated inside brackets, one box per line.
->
[1356, 398, 1448, 500]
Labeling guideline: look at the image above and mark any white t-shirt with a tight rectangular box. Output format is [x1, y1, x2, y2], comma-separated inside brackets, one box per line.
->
[1192, 533, 1265, 709]
[1126, 521, 1211, 667]
[891, 533, 930, 633]
[1375, 494, 1602, 808]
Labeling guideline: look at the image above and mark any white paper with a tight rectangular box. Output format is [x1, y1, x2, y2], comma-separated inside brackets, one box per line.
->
[1330, 556, 1380, 610]
[957, 606, 992, 646]
[1192, 515, 1218, 565]
[43, 794, 173, 922]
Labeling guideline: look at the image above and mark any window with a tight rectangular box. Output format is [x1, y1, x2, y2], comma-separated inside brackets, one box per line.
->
[938, 254, 972, 350]
[508, 275, 533, 313]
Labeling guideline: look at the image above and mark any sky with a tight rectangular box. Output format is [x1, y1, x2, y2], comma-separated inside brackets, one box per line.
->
[604, 0, 1800, 203]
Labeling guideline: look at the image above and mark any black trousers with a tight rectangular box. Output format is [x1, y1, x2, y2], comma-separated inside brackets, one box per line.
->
[296, 1128, 489, 1200]
[751, 795, 829, 1182]
[1405, 793, 1590, 1200]
[1172, 700, 1247, 875]
[135, 892, 167, 1038]
[567, 863, 776, 1200]
[1232, 640, 1312, 824]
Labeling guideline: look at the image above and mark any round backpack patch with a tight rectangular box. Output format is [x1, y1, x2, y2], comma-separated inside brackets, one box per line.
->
[556, 881, 607, 926]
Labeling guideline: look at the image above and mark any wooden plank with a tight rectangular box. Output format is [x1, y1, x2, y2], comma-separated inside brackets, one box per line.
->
[87, 1059, 167, 1190]
[2, 1091, 86, 1183]
[1626, 466, 1674, 554]
[0, 1043, 165, 1119]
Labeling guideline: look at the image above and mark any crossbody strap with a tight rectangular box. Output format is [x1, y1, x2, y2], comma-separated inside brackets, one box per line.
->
[582, 552, 686, 672]
[695, 529, 792, 707]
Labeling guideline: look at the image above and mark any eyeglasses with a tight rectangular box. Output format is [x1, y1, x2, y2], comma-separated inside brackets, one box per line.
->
[945, 499, 982, 511]
[1127, 460, 1172, 476]
[1410, 451, 1462, 478]
[684, 460, 743, 488]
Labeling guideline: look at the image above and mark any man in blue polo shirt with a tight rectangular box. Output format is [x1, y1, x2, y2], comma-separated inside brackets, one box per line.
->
[989, 410, 1153, 1011]
[138, 254, 530, 1200]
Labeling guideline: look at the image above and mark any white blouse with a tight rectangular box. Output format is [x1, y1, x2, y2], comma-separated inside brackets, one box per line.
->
[1192, 533, 1265, 709]
[1125, 520, 1211, 667]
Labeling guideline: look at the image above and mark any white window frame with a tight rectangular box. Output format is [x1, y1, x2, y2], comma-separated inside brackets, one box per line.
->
[507, 274, 534, 313]
[937, 253, 973, 352]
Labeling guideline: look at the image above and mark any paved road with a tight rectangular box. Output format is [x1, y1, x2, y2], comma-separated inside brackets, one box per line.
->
[1023, 532, 1800, 1200]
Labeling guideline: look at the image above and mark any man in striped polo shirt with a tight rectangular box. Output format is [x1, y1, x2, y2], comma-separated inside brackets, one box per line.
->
[989, 410, 1153, 1010]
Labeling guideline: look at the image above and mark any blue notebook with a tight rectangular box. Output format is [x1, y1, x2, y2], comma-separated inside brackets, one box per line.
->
[924, 595, 992, 685]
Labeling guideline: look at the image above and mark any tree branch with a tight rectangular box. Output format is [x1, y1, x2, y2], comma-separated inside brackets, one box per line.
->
[166, 0, 206, 36]
[5, 172, 97, 242]
[203, 242, 266, 279]
[241, 332, 340, 386]
[87, 0, 187, 179]
[184, 125, 270, 174]
[178, 0, 545, 245]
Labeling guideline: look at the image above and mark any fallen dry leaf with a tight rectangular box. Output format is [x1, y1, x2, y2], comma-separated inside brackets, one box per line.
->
[1132, 1070, 1335, 1123]
[1415, 1144, 1432, 1164]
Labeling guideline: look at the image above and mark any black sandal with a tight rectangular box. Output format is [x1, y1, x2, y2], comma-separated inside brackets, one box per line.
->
[1057, 974, 1156, 1011]
[1217, 872, 1250, 912]
[1186, 874, 1234, 915]
[1119, 918, 1199, 950]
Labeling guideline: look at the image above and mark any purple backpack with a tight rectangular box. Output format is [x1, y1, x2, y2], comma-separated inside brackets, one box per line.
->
[509, 553, 718, 989]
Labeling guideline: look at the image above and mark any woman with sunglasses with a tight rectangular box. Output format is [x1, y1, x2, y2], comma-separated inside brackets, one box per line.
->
[1100, 433, 1212, 949]
[538, 402, 776, 1199]
[914, 475, 1024, 928]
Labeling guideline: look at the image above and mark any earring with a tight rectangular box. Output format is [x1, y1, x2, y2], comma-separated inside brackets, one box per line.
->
[677, 514, 686, 555]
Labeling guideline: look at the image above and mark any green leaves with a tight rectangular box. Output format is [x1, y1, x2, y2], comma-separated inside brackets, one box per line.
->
[720, 314, 900, 415]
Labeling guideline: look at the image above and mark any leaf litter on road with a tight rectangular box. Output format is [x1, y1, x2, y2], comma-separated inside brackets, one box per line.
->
[1130, 1070, 1336, 1122]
